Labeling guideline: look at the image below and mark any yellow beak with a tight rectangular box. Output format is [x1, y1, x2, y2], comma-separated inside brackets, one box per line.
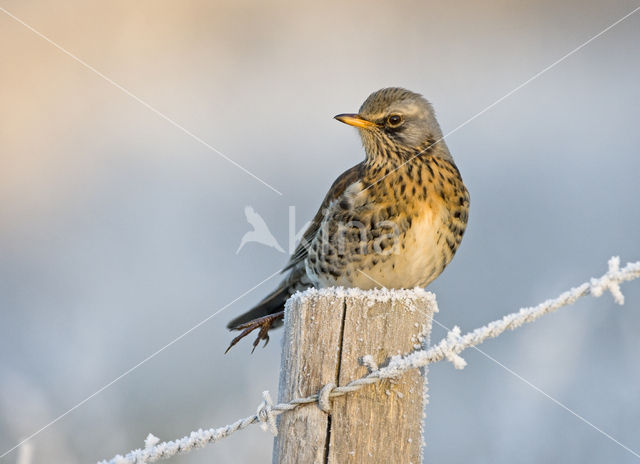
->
[334, 113, 379, 129]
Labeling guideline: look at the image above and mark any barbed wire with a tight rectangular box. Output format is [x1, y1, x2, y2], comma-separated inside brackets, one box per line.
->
[98, 256, 640, 464]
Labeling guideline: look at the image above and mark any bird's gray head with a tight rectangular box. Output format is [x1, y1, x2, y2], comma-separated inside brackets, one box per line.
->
[335, 87, 448, 162]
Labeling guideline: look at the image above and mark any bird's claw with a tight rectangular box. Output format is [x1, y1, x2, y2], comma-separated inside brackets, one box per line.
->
[225, 311, 284, 353]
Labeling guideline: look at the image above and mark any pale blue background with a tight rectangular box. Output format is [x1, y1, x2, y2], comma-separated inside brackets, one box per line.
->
[1, 0, 639, 462]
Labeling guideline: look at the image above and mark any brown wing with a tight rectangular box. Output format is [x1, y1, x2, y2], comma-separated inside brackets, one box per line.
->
[282, 162, 364, 272]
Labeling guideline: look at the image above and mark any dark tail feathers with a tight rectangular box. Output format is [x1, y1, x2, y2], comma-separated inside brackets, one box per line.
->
[227, 284, 290, 330]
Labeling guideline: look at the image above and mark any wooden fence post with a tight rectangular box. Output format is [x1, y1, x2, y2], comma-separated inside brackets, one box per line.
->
[273, 288, 436, 464]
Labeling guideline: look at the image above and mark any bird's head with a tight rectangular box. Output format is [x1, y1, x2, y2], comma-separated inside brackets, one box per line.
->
[334, 87, 448, 162]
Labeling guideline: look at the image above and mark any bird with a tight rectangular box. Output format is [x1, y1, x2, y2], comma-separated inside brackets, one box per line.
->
[236, 206, 285, 254]
[226, 87, 469, 352]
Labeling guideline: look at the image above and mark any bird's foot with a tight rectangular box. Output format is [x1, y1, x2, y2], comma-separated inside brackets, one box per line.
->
[225, 311, 285, 354]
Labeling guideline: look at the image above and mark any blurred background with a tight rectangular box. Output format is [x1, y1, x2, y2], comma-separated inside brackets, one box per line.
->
[1, 0, 639, 462]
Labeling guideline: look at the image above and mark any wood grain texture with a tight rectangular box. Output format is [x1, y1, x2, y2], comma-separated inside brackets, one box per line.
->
[273, 289, 435, 464]
[272, 292, 345, 464]
[327, 292, 433, 464]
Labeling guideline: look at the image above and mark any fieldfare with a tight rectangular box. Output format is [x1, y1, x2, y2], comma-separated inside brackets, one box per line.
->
[226, 87, 469, 352]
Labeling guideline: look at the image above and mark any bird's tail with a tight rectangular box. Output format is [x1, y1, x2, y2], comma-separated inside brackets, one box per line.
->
[227, 265, 311, 330]
[227, 280, 291, 330]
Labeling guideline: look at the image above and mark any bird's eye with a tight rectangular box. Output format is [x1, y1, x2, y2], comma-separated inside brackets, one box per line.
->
[387, 114, 403, 127]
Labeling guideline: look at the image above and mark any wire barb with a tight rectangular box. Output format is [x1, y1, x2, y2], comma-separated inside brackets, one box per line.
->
[318, 383, 336, 414]
[590, 256, 626, 304]
[256, 391, 278, 436]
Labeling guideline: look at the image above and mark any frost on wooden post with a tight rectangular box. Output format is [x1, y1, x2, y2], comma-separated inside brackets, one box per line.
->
[274, 286, 437, 464]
